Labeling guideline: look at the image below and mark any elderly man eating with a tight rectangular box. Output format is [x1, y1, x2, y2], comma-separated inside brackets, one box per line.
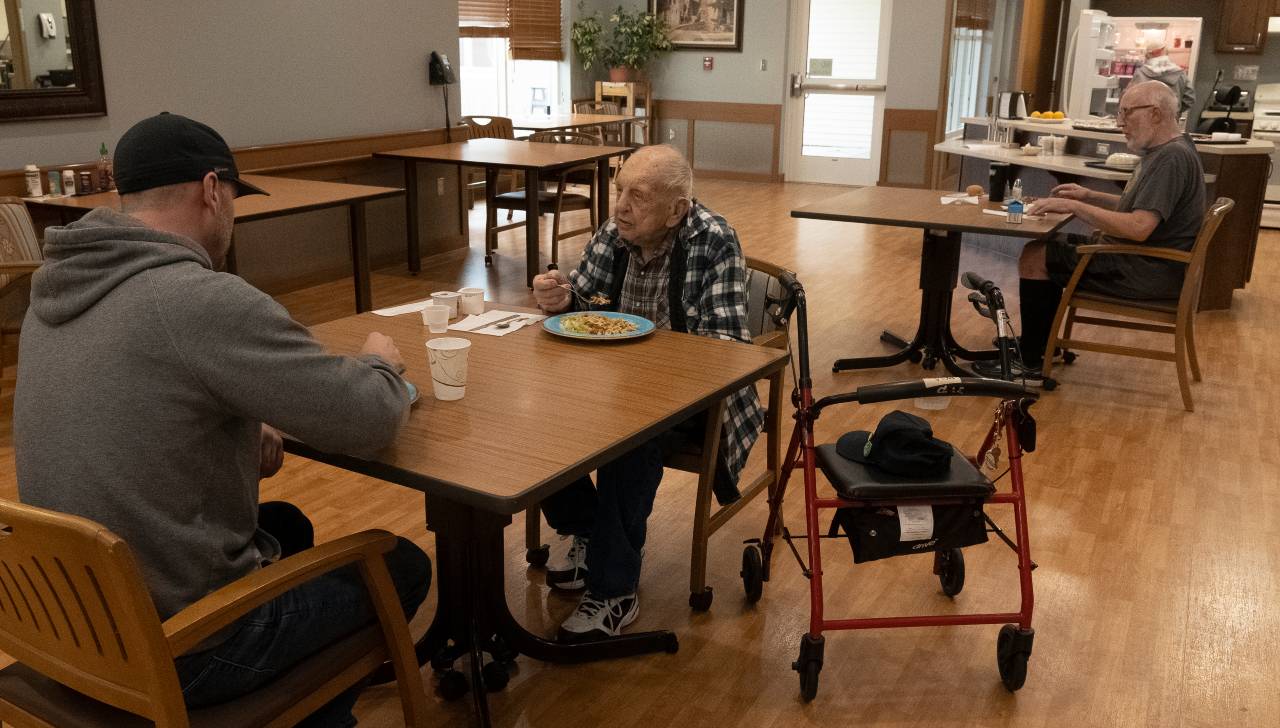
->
[975, 82, 1205, 382]
[530, 145, 763, 640]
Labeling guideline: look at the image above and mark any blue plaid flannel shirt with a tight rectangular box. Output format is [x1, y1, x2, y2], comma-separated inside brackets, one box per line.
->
[568, 201, 765, 493]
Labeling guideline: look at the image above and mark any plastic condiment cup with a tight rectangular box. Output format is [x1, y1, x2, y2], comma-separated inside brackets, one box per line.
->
[431, 291, 461, 319]
[421, 304, 450, 333]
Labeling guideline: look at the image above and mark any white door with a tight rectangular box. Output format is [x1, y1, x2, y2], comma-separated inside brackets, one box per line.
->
[783, 0, 894, 185]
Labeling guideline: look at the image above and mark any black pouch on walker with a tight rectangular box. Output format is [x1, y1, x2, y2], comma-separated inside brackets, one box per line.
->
[829, 503, 988, 564]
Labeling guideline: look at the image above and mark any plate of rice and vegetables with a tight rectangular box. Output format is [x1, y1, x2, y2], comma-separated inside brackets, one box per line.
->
[542, 311, 655, 341]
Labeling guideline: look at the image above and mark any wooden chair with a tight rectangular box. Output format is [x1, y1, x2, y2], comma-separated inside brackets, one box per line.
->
[0, 198, 43, 398]
[0, 498, 430, 727]
[1041, 197, 1234, 412]
[486, 130, 601, 267]
[573, 100, 647, 152]
[459, 115, 517, 210]
[524, 257, 799, 611]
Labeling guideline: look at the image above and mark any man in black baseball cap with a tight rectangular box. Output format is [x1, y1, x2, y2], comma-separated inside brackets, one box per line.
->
[114, 111, 268, 197]
[836, 410, 954, 477]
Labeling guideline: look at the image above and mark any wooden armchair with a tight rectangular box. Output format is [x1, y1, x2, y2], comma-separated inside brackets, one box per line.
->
[486, 130, 601, 267]
[523, 257, 799, 610]
[1041, 197, 1234, 412]
[459, 115, 518, 210]
[0, 498, 429, 727]
[0, 198, 43, 397]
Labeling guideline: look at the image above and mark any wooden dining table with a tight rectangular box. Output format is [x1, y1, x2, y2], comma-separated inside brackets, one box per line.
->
[23, 174, 402, 313]
[374, 138, 631, 286]
[791, 186, 1073, 376]
[282, 304, 788, 724]
[510, 111, 635, 133]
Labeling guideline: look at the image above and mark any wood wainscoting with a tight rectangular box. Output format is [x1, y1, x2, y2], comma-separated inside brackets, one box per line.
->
[654, 100, 782, 183]
[877, 108, 941, 189]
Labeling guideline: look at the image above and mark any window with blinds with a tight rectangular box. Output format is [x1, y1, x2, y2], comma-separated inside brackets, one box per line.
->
[509, 0, 562, 61]
[459, 0, 562, 59]
[460, 0, 509, 38]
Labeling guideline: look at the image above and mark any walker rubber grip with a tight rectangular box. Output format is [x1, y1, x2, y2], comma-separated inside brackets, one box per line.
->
[854, 378, 1034, 404]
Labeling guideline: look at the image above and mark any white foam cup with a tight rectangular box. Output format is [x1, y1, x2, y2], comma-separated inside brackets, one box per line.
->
[458, 287, 485, 315]
[426, 337, 471, 401]
[431, 291, 461, 318]
[421, 304, 450, 333]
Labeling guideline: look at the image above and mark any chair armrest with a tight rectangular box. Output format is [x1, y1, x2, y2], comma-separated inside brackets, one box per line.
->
[0, 260, 41, 275]
[163, 530, 398, 655]
[1076, 243, 1191, 264]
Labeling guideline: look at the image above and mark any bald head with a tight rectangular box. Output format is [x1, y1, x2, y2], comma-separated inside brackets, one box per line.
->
[621, 145, 693, 204]
[613, 145, 694, 249]
[1126, 81, 1179, 125]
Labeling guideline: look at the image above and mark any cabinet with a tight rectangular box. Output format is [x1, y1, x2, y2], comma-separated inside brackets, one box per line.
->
[595, 81, 652, 145]
[1216, 0, 1270, 53]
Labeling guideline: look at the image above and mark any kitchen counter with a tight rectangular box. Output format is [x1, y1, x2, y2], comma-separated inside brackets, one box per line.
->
[934, 140, 1217, 183]
[960, 117, 1274, 155]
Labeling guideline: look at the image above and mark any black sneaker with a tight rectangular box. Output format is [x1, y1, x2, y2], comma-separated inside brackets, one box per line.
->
[971, 358, 1044, 387]
[546, 535, 588, 591]
[558, 591, 639, 642]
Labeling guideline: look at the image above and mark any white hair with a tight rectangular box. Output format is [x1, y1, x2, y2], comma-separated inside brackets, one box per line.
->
[628, 144, 693, 202]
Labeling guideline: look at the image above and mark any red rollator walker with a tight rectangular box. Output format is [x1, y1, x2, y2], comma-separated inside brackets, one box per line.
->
[743, 270, 1040, 701]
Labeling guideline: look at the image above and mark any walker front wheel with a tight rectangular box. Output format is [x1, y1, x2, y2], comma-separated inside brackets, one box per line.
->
[937, 548, 965, 597]
[997, 624, 1034, 692]
[741, 544, 764, 603]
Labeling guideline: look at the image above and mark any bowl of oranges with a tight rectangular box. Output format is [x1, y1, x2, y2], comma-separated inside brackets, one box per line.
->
[1028, 111, 1067, 123]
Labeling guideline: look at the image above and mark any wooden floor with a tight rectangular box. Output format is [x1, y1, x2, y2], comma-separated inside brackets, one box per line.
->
[3, 179, 1278, 727]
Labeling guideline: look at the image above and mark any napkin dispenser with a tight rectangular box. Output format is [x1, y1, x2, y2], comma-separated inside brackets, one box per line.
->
[998, 91, 1030, 119]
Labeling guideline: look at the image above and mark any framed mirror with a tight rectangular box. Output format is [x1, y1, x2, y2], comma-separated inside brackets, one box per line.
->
[1, 0, 106, 122]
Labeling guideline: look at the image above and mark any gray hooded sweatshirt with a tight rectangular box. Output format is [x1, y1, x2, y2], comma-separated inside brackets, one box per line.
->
[14, 208, 408, 620]
[1130, 55, 1195, 116]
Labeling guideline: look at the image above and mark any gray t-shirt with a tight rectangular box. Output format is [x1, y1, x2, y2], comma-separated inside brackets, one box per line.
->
[1093, 134, 1206, 298]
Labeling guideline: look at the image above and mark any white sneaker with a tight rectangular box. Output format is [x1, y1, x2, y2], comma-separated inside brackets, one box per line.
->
[559, 591, 639, 641]
[546, 535, 588, 591]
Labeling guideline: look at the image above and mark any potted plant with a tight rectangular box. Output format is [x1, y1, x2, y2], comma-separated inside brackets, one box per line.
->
[571, 4, 672, 82]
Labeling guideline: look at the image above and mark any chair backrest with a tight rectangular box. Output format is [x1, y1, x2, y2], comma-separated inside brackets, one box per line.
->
[0, 499, 187, 726]
[744, 257, 800, 344]
[528, 129, 603, 146]
[574, 100, 621, 116]
[0, 197, 42, 292]
[1180, 197, 1233, 315]
[459, 115, 515, 140]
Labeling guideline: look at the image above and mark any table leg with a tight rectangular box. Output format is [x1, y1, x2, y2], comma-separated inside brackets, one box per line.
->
[525, 168, 541, 287]
[596, 158, 611, 223]
[349, 202, 372, 313]
[404, 160, 421, 274]
[407, 496, 678, 724]
[833, 229, 974, 376]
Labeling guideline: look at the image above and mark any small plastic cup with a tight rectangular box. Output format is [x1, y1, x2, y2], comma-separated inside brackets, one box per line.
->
[431, 291, 460, 319]
[458, 287, 485, 315]
[421, 304, 450, 333]
[426, 337, 471, 401]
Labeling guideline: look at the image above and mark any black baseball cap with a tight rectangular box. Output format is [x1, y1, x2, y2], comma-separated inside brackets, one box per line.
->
[113, 112, 267, 197]
[836, 410, 954, 477]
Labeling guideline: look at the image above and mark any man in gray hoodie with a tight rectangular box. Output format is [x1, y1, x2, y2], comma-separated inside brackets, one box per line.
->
[1126, 40, 1195, 118]
[13, 113, 429, 726]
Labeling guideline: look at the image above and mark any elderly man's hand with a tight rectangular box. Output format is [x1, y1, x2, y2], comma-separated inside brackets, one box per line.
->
[1049, 183, 1090, 201]
[1027, 196, 1076, 216]
[532, 269, 572, 313]
[360, 332, 405, 374]
[259, 424, 284, 479]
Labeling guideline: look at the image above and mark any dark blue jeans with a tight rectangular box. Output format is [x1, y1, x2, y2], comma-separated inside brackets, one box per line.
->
[539, 438, 665, 598]
[175, 502, 431, 727]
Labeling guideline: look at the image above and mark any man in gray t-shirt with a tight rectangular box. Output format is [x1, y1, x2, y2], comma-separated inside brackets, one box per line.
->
[1000, 82, 1206, 375]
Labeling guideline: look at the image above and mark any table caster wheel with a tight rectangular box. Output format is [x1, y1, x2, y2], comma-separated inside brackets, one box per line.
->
[437, 669, 469, 701]
[526, 545, 549, 567]
[688, 587, 713, 611]
[1042, 378, 1058, 391]
[908, 350, 923, 364]
[481, 660, 510, 692]
[922, 356, 937, 370]
[484, 254, 493, 267]
[663, 633, 680, 654]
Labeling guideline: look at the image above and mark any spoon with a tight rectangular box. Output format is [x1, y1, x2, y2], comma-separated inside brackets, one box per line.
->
[495, 316, 530, 329]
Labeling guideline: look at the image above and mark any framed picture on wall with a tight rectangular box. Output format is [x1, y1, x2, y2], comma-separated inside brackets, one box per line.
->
[650, 0, 744, 51]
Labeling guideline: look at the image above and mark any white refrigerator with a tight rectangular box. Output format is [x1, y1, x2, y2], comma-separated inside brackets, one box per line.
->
[1062, 9, 1202, 121]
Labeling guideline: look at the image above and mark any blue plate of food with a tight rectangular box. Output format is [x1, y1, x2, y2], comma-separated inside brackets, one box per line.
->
[543, 311, 655, 341]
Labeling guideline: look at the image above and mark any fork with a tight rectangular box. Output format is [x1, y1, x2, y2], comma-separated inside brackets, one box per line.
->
[559, 283, 607, 307]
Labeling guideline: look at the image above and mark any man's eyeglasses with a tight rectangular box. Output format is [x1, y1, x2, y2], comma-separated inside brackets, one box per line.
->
[1117, 104, 1156, 121]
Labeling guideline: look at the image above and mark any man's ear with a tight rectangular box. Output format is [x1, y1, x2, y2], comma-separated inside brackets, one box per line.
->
[667, 196, 691, 228]
[201, 171, 222, 211]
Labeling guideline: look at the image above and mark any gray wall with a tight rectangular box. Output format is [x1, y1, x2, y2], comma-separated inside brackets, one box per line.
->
[18, 0, 71, 81]
[2, 0, 460, 170]
[1091, 0, 1280, 129]
[569, 0, 789, 105]
[885, 0, 948, 109]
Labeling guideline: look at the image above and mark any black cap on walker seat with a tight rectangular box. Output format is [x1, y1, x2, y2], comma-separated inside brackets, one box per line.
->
[836, 410, 953, 477]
